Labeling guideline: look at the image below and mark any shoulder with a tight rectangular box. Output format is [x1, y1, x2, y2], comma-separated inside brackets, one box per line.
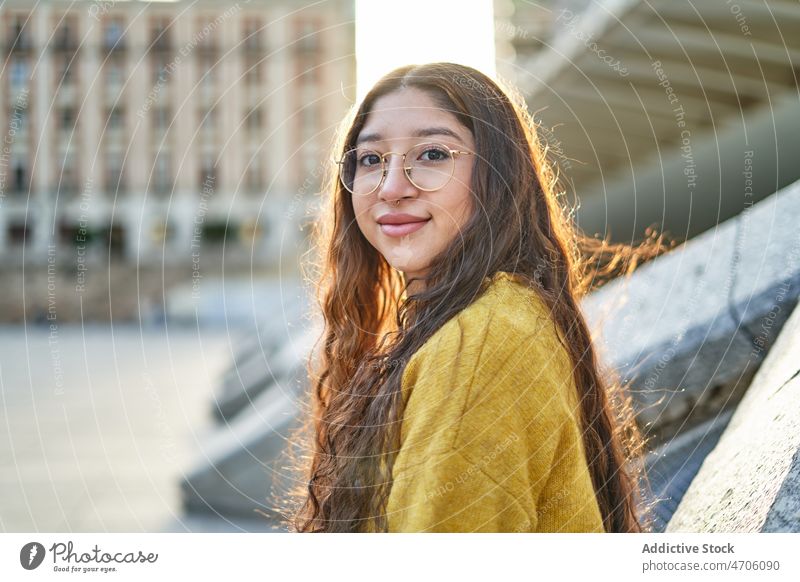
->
[390, 272, 603, 532]
[398, 271, 578, 453]
[402, 271, 572, 397]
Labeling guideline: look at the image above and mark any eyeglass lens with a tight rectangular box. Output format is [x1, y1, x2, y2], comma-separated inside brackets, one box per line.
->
[340, 143, 456, 195]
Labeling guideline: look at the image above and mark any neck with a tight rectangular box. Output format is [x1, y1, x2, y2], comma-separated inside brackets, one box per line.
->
[403, 272, 425, 296]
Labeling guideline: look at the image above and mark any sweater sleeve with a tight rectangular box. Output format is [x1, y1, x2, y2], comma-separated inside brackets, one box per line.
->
[386, 298, 588, 532]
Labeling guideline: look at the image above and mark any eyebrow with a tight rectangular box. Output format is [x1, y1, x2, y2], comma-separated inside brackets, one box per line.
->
[355, 126, 465, 146]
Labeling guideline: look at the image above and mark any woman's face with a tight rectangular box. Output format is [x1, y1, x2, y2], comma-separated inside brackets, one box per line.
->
[350, 88, 475, 287]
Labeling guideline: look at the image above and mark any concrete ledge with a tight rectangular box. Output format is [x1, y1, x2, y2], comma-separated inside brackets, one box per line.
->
[667, 301, 800, 532]
[643, 410, 733, 532]
[583, 179, 800, 440]
[181, 325, 318, 519]
[212, 285, 312, 422]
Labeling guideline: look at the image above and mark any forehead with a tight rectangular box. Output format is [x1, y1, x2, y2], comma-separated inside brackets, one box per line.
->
[356, 88, 470, 145]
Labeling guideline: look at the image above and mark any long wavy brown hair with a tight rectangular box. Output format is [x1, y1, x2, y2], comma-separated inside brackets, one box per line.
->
[287, 62, 666, 533]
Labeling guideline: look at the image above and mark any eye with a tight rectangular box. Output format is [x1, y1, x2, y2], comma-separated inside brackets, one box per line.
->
[357, 151, 381, 168]
[418, 146, 451, 162]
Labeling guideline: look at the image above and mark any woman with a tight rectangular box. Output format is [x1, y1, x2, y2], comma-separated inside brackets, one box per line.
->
[290, 62, 659, 533]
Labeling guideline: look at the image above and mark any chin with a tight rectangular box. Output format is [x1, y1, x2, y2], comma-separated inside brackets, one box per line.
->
[384, 255, 417, 274]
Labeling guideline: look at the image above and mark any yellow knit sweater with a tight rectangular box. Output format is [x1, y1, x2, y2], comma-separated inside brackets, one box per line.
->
[385, 271, 605, 532]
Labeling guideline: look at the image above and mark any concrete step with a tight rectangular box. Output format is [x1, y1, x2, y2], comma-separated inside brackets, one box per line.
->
[583, 178, 800, 442]
[667, 298, 800, 532]
[181, 324, 320, 521]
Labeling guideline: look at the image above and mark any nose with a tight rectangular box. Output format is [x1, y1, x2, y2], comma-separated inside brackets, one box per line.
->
[377, 153, 418, 204]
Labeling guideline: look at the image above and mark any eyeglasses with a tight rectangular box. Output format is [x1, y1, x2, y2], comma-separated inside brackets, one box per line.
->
[334, 142, 473, 196]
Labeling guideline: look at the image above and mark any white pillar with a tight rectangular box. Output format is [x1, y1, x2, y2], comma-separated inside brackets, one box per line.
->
[124, 10, 149, 261]
[32, 3, 52, 260]
[221, 9, 243, 200]
[171, 13, 197, 260]
[80, 8, 101, 216]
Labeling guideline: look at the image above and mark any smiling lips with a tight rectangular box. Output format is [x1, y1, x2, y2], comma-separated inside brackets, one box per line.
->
[377, 213, 431, 237]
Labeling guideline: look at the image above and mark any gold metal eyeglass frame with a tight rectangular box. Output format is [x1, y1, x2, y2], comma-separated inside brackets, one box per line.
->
[333, 142, 474, 196]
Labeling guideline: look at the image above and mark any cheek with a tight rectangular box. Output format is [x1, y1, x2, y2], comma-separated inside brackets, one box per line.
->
[351, 198, 373, 235]
[455, 195, 474, 228]
[434, 188, 473, 235]
[447, 166, 474, 224]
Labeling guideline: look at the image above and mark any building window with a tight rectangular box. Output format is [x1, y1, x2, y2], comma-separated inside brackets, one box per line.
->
[245, 154, 264, 192]
[198, 56, 215, 91]
[108, 223, 126, 257]
[244, 59, 262, 85]
[106, 60, 124, 89]
[58, 151, 79, 194]
[59, 107, 76, 131]
[9, 223, 29, 245]
[296, 19, 320, 53]
[150, 17, 171, 52]
[153, 152, 171, 194]
[201, 221, 230, 246]
[107, 107, 124, 131]
[10, 107, 29, 134]
[199, 153, 217, 189]
[196, 17, 218, 54]
[245, 106, 262, 132]
[243, 18, 263, 52]
[103, 17, 125, 51]
[57, 57, 75, 86]
[199, 106, 216, 131]
[10, 59, 29, 91]
[105, 151, 125, 193]
[9, 15, 30, 51]
[152, 55, 171, 84]
[54, 18, 77, 53]
[12, 160, 28, 194]
[152, 106, 170, 132]
[58, 221, 79, 246]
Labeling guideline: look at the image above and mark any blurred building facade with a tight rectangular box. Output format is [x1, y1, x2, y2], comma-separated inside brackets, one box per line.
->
[0, 0, 354, 266]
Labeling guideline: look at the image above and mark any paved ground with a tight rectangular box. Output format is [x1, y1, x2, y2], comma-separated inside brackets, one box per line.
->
[0, 322, 280, 532]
